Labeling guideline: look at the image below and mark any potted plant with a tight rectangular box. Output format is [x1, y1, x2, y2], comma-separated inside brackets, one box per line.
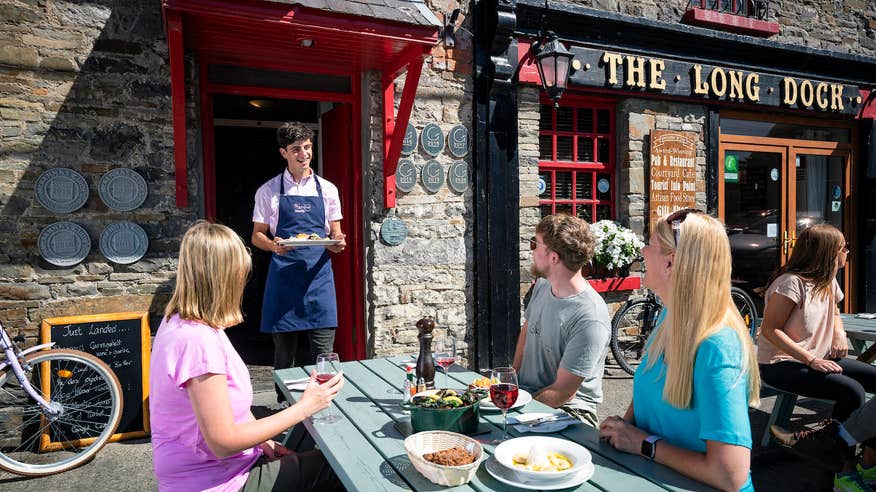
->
[588, 220, 644, 279]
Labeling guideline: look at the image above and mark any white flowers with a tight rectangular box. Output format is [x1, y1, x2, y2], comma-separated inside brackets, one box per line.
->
[592, 220, 644, 271]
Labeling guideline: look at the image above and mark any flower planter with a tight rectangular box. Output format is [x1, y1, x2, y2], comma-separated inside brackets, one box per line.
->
[587, 276, 641, 293]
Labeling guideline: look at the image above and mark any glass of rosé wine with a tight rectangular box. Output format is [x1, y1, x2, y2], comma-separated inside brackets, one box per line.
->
[490, 367, 519, 440]
[434, 334, 457, 389]
[314, 352, 341, 423]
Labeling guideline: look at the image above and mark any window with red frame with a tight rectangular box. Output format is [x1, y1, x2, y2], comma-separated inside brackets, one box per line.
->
[538, 97, 615, 222]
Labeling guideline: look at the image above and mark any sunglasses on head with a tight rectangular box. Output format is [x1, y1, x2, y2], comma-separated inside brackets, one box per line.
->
[666, 208, 705, 246]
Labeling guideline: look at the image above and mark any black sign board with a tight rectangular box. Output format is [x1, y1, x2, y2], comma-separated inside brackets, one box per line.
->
[40, 312, 151, 445]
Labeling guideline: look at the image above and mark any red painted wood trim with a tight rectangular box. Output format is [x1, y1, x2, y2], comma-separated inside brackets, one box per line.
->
[350, 72, 366, 360]
[199, 59, 216, 221]
[682, 8, 780, 37]
[588, 276, 641, 292]
[382, 55, 424, 209]
[167, 10, 188, 208]
[858, 89, 875, 119]
[205, 82, 355, 104]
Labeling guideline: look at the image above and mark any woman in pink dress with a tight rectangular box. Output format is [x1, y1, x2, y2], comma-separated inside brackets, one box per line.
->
[150, 221, 344, 492]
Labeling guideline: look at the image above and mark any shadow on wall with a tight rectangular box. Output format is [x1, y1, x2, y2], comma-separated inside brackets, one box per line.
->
[0, 0, 199, 336]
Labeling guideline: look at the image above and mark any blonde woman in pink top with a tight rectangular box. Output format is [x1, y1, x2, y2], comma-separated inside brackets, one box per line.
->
[758, 223, 876, 490]
[150, 221, 344, 492]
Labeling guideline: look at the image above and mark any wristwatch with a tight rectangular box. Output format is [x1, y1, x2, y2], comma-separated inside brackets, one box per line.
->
[641, 435, 663, 460]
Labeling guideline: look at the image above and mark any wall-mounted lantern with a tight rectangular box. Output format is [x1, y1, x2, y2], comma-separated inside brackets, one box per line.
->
[533, 31, 574, 107]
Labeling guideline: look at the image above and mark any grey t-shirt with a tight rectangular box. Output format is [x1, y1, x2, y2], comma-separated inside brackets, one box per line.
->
[520, 278, 611, 413]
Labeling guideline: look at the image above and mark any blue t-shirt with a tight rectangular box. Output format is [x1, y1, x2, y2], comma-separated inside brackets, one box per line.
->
[633, 319, 754, 492]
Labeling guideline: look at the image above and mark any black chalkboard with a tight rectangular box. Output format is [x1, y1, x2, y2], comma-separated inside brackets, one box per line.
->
[40, 312, 151, 444]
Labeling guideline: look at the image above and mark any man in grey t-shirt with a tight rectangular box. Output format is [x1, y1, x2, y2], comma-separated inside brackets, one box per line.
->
[513, 215, 611, 427]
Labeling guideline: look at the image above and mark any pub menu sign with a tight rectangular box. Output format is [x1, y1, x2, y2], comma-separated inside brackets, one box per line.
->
[649, 131, 697, 232]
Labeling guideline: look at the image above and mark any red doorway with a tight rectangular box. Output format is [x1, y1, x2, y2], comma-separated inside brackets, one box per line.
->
[202, 66, 365, 362]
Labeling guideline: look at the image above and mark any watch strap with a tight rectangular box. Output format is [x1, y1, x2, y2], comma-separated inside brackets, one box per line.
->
[642, 435, 662, 460]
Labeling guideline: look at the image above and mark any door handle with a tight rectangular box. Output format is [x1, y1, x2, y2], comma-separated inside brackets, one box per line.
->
[782, 231, 791, 256]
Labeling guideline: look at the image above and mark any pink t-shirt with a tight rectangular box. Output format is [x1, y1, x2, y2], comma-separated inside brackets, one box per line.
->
[757, 273, 844, 364]
[252, 170, 342, 236]
[149, 315, 261, 492]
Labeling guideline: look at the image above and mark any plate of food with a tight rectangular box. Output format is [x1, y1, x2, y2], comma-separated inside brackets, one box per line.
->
[468, 378, 532, 412]
[278, 233, 342, 247]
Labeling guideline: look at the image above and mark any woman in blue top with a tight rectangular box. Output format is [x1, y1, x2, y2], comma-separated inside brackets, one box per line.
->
[599, 210, 761, 492]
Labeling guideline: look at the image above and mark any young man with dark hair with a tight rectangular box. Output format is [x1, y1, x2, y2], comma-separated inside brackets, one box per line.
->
[252, 122, 346, 392]
[512, 214, 611, 427]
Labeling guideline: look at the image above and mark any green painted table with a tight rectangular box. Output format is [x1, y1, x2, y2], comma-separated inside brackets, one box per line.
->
[274, 357, 717, 491]
[841, 313, 876, 363]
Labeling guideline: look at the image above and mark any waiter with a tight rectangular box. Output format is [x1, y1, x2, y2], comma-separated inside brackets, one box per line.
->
[252, 122, 346, 379]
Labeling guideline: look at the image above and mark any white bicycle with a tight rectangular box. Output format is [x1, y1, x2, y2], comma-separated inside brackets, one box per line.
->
[0, 322, 122, 476]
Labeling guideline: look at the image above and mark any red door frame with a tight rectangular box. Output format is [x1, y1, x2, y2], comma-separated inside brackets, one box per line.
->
[198, 58, 366, 361]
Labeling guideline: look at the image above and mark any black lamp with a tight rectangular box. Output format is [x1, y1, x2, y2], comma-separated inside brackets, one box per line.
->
[534, 31, 574, 107]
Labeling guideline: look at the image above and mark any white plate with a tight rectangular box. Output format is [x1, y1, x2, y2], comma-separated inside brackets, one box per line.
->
[485, 457, 594, 490]
[479, 388, 532, 411]
[277, 239, 342, 247]
[510, 412, 579, 434]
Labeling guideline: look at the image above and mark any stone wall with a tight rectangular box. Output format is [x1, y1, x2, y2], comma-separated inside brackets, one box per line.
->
[0, 1, 199, 340]
[365, 1, 475, 362]
[564, 0, 876, 56]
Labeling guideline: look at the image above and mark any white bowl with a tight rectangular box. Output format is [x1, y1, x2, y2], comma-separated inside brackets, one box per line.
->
[493, 436, 591, 483]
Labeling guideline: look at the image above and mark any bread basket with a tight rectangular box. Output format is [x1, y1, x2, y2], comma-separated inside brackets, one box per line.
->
[404, 430, 483, 486]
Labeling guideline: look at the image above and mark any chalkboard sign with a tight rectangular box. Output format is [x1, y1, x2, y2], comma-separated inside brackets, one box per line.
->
[40, 312, 151, 445]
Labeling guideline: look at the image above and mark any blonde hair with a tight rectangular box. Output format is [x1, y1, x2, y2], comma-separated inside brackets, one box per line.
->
[646, 212, 761, 408]
[165, 221, 252, 329]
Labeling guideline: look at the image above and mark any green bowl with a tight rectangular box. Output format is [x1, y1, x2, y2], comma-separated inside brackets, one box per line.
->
[403, 390, 481, 435]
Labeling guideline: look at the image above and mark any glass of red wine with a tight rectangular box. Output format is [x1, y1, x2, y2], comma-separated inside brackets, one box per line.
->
[434, 334, 457, 389]
[314, 352, 341, 423]
[490, 367, 519, 440]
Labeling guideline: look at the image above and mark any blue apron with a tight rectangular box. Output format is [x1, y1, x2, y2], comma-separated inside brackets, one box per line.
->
[260, 173, 337, 333]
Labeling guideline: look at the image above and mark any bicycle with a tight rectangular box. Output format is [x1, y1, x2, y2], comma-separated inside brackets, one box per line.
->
[0, 322, 123, 476]
[609, 286, 758, 375]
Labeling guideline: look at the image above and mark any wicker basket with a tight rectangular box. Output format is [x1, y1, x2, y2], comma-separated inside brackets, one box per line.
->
[404, 430, 484, 486]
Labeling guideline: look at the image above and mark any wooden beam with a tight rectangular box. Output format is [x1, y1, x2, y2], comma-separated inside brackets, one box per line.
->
[382, 55, 424, 209]
[167, 10, 188, 208]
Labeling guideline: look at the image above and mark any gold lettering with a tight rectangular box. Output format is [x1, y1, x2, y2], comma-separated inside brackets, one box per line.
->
[648, 59, 666, 90]
[602, 52, 623, 85]
[830, 84, 844, 111]
[728, 71, 744, 101]
[710, 67, 727, 97]
[744, 73, 760, 102]
[815, 82, 829, 110]
[782, 77, 798, 106]
[799, 80, 814, 108]
[691, 65, 709, 95]
[625, 56, 646, 88]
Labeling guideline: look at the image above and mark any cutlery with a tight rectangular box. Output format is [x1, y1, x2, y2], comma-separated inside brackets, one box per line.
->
[517, 414, 574, 426]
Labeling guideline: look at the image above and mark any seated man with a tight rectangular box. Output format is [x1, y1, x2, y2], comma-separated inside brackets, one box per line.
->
[512, 214, 611, 427]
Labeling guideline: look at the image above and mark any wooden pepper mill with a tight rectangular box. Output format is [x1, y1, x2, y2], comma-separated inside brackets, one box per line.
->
[415, 317, 436, 389]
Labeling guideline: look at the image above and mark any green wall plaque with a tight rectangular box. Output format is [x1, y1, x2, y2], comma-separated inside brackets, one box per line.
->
[395, 159, 417, 193]
[380, 216, 408, 246]
[420, 123, 444, 157]
[448, 160, 469, 193]
[447, 125, 470, 158]
[421, 159, 445, 193]
[401, 124, 417, 156]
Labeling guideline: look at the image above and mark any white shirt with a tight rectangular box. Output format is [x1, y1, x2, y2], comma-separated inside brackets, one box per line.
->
[252, 170, 342, 236]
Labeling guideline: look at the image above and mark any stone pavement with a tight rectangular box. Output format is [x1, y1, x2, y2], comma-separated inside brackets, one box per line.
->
[0, 362, 835, 491]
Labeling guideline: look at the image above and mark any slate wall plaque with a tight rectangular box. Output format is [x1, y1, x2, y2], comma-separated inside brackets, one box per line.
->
[35, 168, 89, 214]
[100, 222, 148, 265]
[39, 221, 91, 267]
[395, 159, 417, 193]
[401, 124, 417, 156]
[447, 125, 470, 158]
[380, 216, 408, 246]
[420, 123, 444, 157]
[448, 160, 470, 193]
[421, 160, 445, 193]
[99, 168, 148, 212]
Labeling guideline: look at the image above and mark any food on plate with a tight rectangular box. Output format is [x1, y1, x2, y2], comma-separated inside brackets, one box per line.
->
[292, 233, 324, 240]
[511, 445, 573, 472]
[411, 389, 481, 409]
[423, 446, 476, 466]
[468, 377, 496, 393]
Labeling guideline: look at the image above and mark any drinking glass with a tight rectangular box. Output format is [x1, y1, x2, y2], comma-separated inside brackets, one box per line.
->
[314, 352, 341, 423]
[433, 334, 457, 389]
[490, 367, 519, 440]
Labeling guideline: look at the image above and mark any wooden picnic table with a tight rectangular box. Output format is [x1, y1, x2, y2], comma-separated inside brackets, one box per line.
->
[842, 313, 876, 363]
[274, 357, 718, 491]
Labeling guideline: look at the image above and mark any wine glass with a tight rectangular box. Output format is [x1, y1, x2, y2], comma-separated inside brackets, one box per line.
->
[314, 352, 341, 423]
[433, 333, 457, 389]
[490, 367, 519, 441]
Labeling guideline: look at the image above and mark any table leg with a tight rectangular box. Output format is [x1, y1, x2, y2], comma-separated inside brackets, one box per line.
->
[858, 343, 876, 364]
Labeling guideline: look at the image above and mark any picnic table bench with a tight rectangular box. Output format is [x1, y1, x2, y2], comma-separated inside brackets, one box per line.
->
[275, 356, 717, 491]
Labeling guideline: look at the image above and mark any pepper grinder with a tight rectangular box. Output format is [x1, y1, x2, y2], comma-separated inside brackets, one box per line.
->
[415, 317, 436, 389]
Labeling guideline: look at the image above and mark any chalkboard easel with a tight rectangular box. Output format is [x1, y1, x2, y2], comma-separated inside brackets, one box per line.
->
[40, 312, 151, 448]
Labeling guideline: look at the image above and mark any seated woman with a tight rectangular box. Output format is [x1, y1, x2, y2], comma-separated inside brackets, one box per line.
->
[599, 210, 760, 492]
[150, 221, 344, 492]
[757, 223, 876, 491]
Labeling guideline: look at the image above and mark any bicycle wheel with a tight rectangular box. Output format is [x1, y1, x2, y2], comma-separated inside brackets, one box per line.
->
[0, 349, 123, 476]
[731, 287, 759, 339]
[610, 298, 661, 376]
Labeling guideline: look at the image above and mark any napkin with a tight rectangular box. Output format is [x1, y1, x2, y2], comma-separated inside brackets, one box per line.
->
[508, 413, 580, 433]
